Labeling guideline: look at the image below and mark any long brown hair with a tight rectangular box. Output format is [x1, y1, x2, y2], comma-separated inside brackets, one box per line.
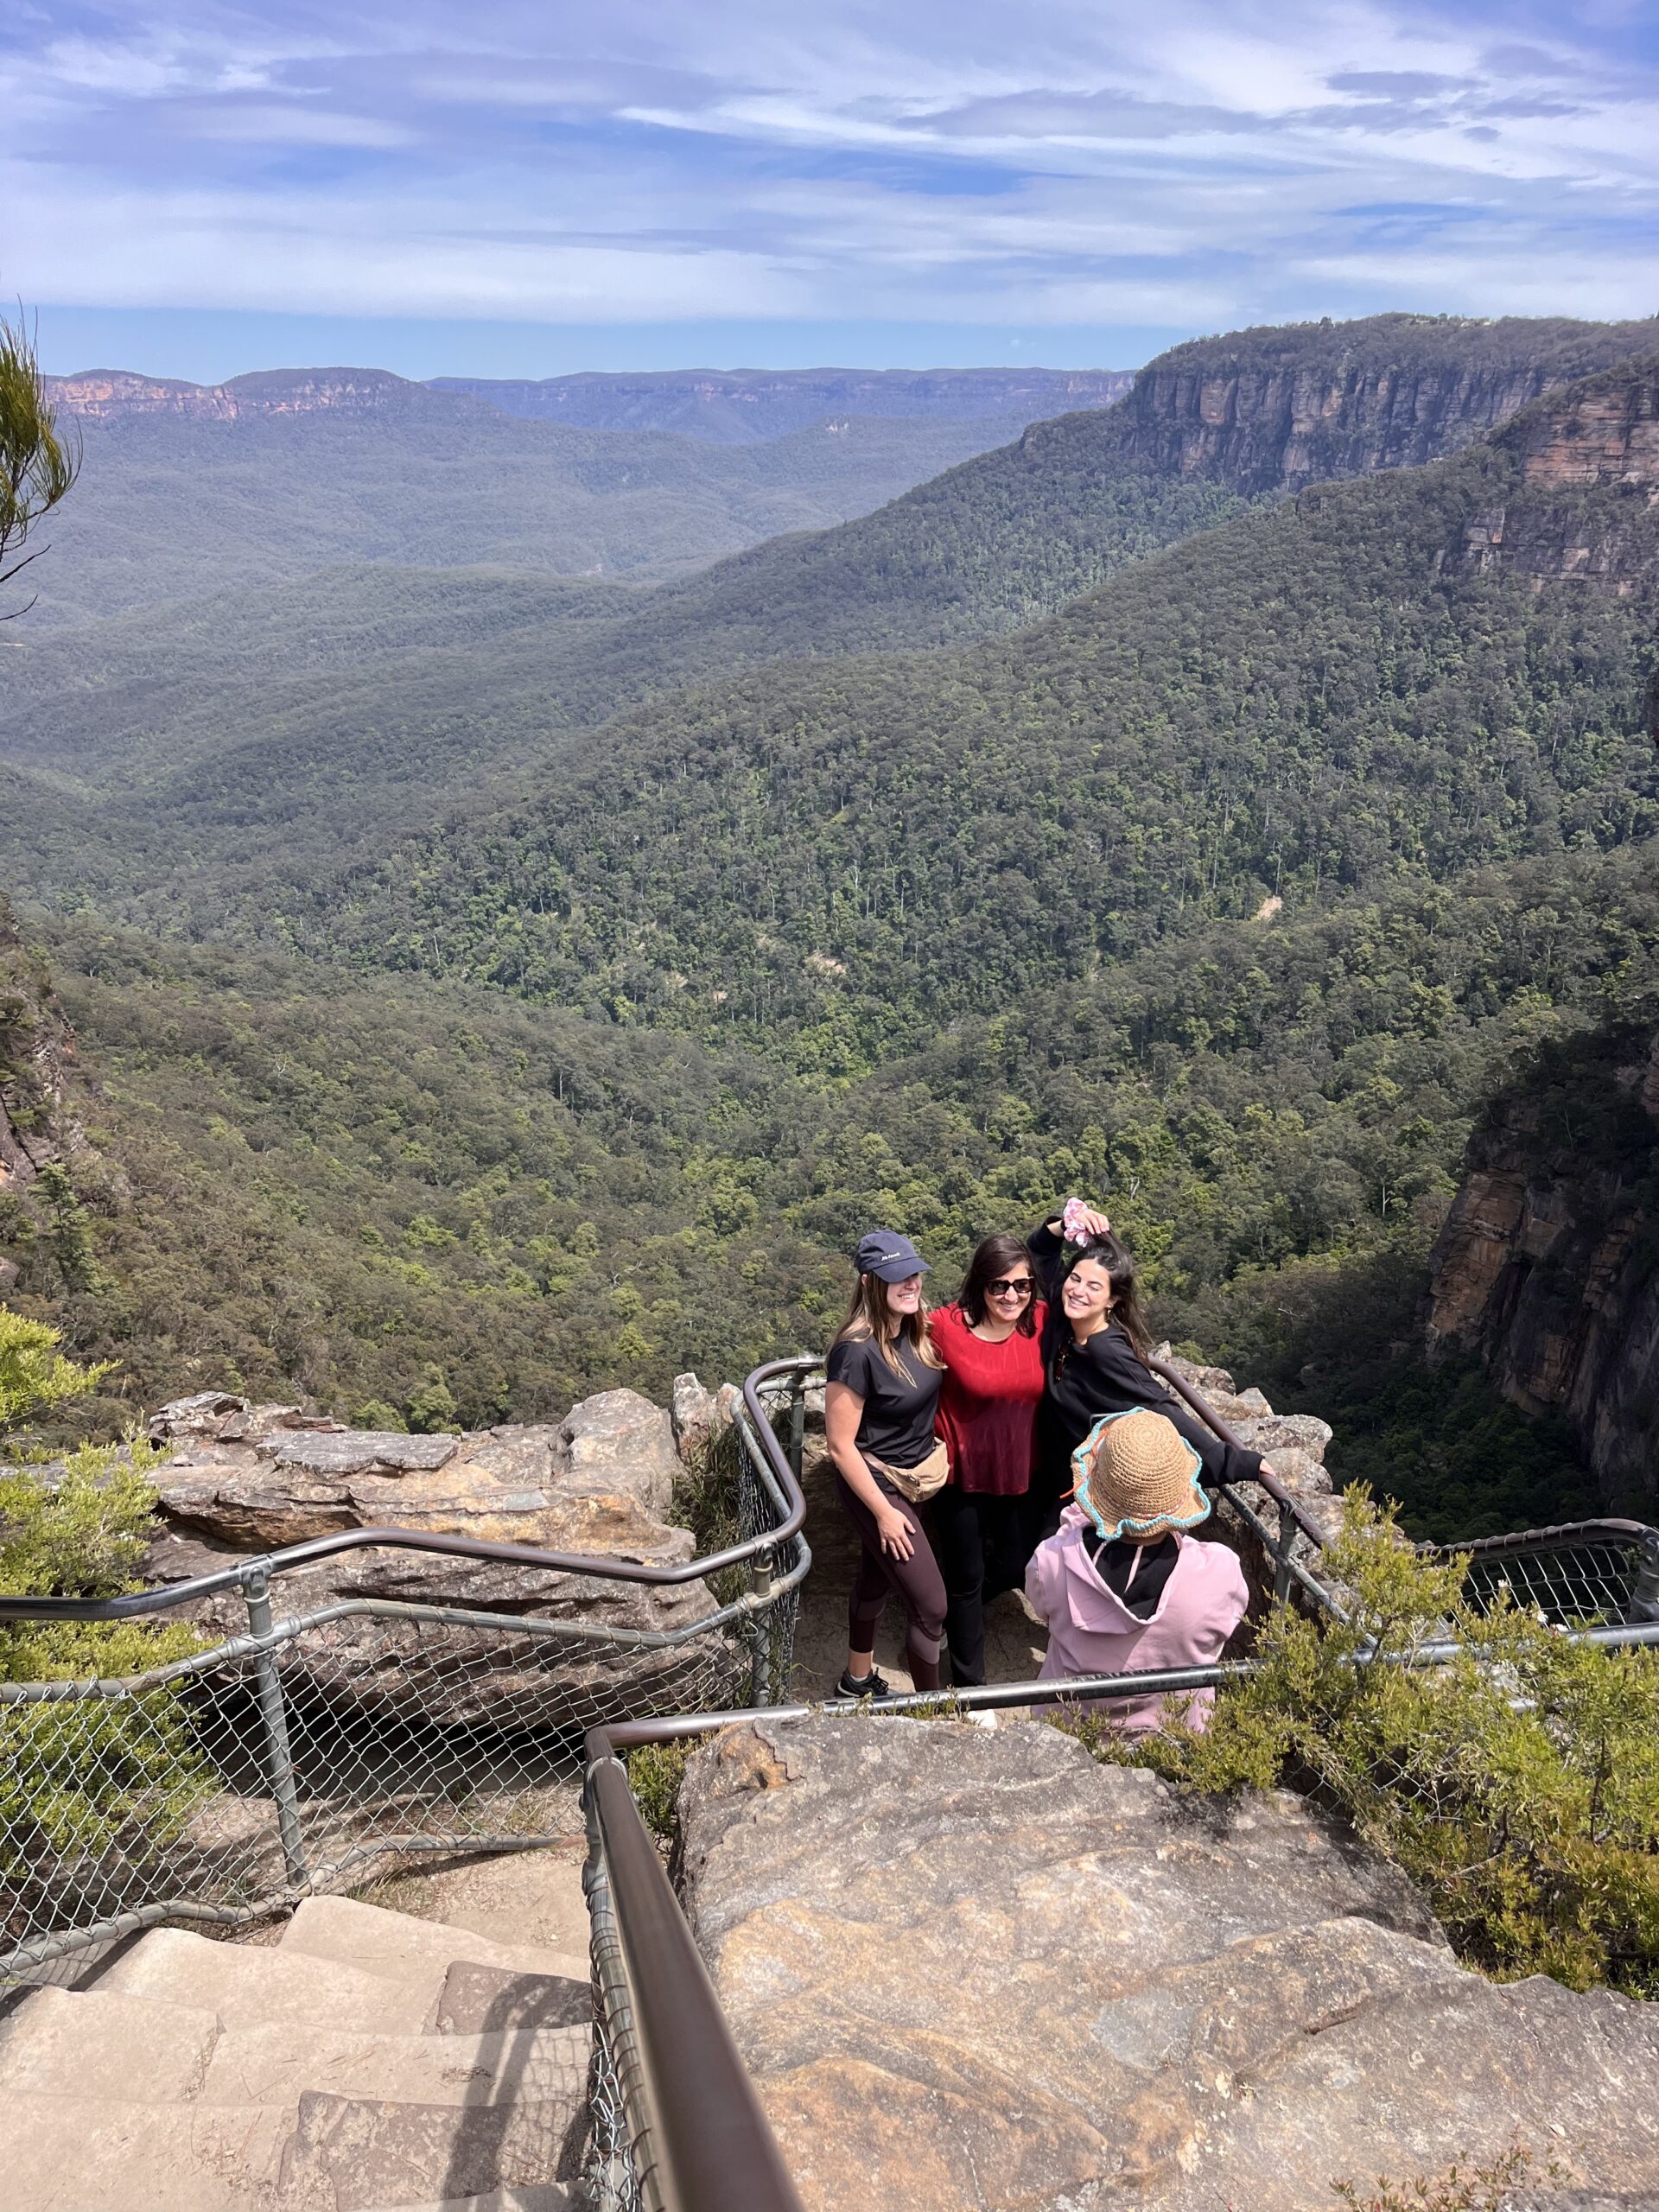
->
[1041, 1230, 1154, 1366]
[833, 1270, 943, 1374]
[957, 1232, 1039, 1336]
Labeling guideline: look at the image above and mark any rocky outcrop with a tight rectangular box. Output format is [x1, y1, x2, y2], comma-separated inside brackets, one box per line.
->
[1108, 312, 1659, 496]
[680, 1713, 1659, 2211]
[1428, 1020, 1659, 1512]
[140, 1387, 734, 1723]
[1444, 363, 1659, 597]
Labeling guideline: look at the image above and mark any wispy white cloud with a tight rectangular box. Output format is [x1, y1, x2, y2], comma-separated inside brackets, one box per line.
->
[2, 0, 1656, 338]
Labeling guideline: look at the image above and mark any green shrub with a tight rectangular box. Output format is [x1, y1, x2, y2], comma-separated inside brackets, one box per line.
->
[0, 1436, 212, 1872]
[0, 1307, 111, 1433]
[1332, 2143, 1560, 2212]
[626, 1738, 693, 1842]
[1093, 1493, 1659, 1994]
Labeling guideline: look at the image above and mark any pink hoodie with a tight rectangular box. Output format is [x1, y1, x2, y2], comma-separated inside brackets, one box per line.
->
[1025, 1505, 1249, 1737]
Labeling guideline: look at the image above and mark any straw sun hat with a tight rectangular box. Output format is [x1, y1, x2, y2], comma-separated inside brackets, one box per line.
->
[1070, 1408, 1211, 1542]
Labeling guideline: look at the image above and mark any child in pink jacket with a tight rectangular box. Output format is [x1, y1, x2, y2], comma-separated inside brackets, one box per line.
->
[1025, 1405, 1248, 1736]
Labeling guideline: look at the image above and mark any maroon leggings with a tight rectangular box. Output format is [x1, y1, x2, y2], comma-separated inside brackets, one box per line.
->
[834, 1468, 945, 1692]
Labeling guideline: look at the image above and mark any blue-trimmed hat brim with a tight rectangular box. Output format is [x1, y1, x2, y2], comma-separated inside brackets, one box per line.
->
[866, 1258, 931, 1281]
[1070, 1411, 1211, 1542]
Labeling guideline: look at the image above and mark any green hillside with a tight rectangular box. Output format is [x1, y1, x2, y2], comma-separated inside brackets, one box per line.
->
[6, 836, 1645, 1529]
[26, 386, 1037, 627]
[310, 417, 1659, 1040]
[8, 314, 1651, 943]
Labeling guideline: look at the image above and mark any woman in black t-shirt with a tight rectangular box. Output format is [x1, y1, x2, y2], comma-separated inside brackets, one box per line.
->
[1021, 1208, 1277, 1560]
[823, 1230, 948, 1698]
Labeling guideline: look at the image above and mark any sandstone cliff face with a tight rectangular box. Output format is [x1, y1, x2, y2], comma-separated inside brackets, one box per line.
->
[680, 1714, 1659, 2211]
[1427, 1020, 1659, 1511]
[1107, 313, 1659, 497]
[1445, 364, 1659, 597]
[1117, 359, 1559, 493]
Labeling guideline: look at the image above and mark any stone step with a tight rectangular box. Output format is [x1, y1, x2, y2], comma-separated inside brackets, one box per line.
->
[99, 1925, 428, 2033]
[0, 1983, 220, 2102]
[277, 2089, 588, 2211]
[282, 1896, 588, 1993]
[0, 2091, 290, 2212]
[199, 2017, 591, 2113]
[0, 1981, 590, 2115]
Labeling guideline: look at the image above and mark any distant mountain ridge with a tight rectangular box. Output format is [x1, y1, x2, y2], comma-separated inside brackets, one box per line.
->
[45, 364, 1137, 442]
[43, 365, 456, 422]
[426, 366, 1136, 442]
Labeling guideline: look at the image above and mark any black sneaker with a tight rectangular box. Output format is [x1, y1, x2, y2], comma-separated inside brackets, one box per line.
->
[835, 1666, 891, 1700]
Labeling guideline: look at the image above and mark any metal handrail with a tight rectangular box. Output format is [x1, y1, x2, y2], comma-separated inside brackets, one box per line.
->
[1145, 1356, 1333, 1548]
[0, 1413, 810, 1624]
[585, 1727, 805, 2212]
[1424, 1516, 1659, 1561]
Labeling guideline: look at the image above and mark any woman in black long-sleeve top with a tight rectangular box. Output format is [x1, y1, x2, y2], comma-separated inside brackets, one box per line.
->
[1020, 1208, 1274, 1557]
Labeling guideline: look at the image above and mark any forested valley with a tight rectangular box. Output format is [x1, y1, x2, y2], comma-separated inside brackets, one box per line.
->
[4, 315, 1657, 1535]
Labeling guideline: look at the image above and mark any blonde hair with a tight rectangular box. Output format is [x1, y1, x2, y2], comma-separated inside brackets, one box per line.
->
[832, 1271, 943, 1374]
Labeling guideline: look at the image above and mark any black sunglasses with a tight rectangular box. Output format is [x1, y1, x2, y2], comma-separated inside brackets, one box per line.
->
[986, 1277, 1034, 1298]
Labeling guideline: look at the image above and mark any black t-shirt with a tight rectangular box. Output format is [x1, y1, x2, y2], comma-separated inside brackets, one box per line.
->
[826, 1333, 943, 1469]
[1027, 1219, 1263, 1496]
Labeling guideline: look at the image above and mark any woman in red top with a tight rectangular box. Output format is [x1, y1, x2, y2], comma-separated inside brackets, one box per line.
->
[928, 1232, 1047, 1685]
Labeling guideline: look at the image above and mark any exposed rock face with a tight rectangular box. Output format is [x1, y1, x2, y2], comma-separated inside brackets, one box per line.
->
[1428, 1020, 1659, 1511]
[142, 1388, 732, 1723]
[680, 1714, 1659, 2211]
[1109, 315, 1659, 496]
[1446, 364, 1659, 596]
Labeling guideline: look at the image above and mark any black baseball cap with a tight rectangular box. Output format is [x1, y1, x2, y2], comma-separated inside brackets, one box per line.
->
[855, 1230, 930, 1282]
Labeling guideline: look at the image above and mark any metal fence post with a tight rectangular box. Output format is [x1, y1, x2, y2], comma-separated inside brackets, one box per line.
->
[1274, 1500, 1295, 1606]
[749, 1548, 775, 1707]
[1628, 1534, 1659, 1625]
[786, 1375, 805, 1485]
[244, 1564, 309, 1889]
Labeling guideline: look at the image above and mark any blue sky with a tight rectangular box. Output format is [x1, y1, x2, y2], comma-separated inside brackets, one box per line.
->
[5, 2, 1658, 381]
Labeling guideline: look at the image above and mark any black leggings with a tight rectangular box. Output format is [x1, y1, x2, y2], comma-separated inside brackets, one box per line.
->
[834, 1468, 945, 1693]
[932, 1485, 1023, 1688]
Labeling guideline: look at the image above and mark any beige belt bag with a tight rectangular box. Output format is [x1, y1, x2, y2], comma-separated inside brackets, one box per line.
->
[867, 1438, 950, 1505]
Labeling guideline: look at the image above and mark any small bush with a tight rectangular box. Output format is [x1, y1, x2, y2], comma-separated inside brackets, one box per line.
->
[1097, 1492, 1659, 1995]
[1332, 2141, 1560, 2211]
[627, 1739, 692, 1842]
[0, 1307, 111, 1434]
[0, 1435, 212, 1872]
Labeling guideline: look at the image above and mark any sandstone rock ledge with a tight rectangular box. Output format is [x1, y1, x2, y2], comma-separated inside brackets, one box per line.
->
[139, 1387, 735, 1726]
[679, 1714, 1659, 2212]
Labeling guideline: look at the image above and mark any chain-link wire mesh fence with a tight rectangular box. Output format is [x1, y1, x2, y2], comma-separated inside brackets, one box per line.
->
[1, 1376, 809, 1999]
[1436, 1526, 1659, 1629]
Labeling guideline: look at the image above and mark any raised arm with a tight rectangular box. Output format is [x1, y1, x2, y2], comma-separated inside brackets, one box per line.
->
[1083, 1328, 1265, 1491]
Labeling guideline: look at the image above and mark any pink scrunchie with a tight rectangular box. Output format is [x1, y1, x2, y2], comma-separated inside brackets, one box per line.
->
[1061, 1196, 1096, 1242]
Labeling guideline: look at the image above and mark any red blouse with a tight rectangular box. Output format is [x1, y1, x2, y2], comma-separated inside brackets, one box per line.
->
[928, 1301, 1048, 1497]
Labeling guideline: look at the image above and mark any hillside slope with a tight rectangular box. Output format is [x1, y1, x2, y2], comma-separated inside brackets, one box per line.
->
[10, 318, 1651, 931]
[295, 362, 1659, 1030]
[29, 368, 1035, 623]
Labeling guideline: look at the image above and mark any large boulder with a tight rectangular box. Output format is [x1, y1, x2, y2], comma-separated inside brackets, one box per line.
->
[141, 1389, 737, 1727]
[678, 1713, 1659, 2212]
